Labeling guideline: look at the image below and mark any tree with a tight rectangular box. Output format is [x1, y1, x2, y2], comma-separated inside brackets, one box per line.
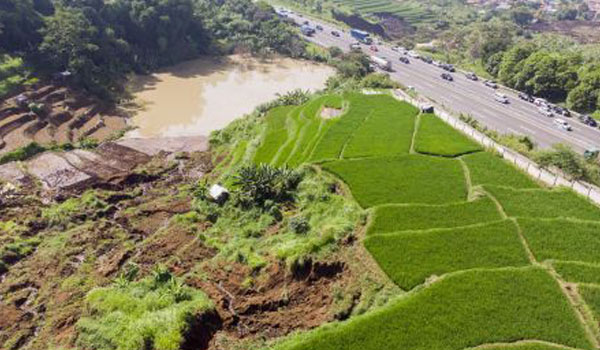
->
[0, 0, 43, 53]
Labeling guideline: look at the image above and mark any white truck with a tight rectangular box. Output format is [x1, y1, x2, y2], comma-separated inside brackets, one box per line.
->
[370, 56, 392, 71]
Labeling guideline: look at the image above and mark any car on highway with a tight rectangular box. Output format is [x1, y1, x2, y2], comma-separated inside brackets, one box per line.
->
[303, 20, 309, 25]
[350, 42, 361, 51]
[579, 115, 598, 127]
[370, 45, 378, 52]
[432, 60, 442, 67]
[538, 106, 553, 117]
[465, 72, 478, 81]
[331, 30, 340, 37]
[316, 25, 323, 31]
[554, 118, 572, 131]
[421, 56, 433, 64]
[399, 56, 410, 64]
[442, 64, 455, 72]
[408, 51, 420, 59]
[441, 73, 453, 81]
[533, 97, 548, 107]
[494, 93, 509, 104]
[392, 46, 405, 53]
[552, 106, 571, 118]
[484, 80, 498, 89]
[518, 92, 534, 102]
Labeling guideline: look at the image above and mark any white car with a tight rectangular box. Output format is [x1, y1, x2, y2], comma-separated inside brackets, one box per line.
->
[538, 107, 553, 117]
[554, 118, 572, 131]
[534, 98, 548, 107]
[494, 93, 509, 104]
[408, 50, 420, 59]
[432, 60, 441, 67]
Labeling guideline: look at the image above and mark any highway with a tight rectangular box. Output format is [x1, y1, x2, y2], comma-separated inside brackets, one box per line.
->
[286, 11, 599, 153]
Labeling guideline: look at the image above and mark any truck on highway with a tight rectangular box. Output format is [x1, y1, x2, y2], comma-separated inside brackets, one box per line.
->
[370, 56, 392, 71]
[300, 24, 315, 36]
[350, 29, 372, 44]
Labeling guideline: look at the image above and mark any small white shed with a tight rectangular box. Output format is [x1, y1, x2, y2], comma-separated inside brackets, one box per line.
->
[209, 184, 229, 203]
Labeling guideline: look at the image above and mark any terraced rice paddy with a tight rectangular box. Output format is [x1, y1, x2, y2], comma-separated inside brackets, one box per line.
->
[251, 92, 600, 350]
[329, 0, 434, 25]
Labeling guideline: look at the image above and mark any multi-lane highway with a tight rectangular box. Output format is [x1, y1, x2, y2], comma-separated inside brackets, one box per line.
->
[286, 11, 599, 153]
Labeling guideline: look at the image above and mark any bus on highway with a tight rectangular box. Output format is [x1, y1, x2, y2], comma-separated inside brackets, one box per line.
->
[350, 29, 372, 44]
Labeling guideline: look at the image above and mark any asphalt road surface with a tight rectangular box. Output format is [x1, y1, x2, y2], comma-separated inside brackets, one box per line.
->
[287, 12, 599, 153]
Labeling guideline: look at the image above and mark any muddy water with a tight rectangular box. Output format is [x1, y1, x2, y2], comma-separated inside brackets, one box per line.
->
[127, 55, 334, 137]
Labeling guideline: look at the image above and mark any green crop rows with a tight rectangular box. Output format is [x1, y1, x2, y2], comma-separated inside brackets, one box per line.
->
[364, 220, 530, 289]
[329, 0, 435, 25]
[414, 113, 482, 157]
[250, 92, 600, 350]
[367, 196, 502, 233]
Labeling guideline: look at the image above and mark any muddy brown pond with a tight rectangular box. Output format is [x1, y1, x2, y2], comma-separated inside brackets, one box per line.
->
[127, 55, 334, 138]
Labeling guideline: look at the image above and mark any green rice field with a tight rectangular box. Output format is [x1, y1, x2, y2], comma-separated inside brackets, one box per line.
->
[329, 0, 435, 25]
[414, 113, 482, 157]
[248, 92, 600, 350]
[366, 196, 501, 234]
[273, 268, 592, 350]
[364, 220, 530, 289]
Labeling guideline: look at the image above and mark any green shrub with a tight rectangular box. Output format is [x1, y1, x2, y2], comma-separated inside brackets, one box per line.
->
[0, 142, 47, 165]
[273, 267, 592, 350]
[76, 270, 213, 350]
[359, 73, 400, 89]
[322, 155, 467, 208]
[233, 164, 303, 208]
[463, 151, 540, 189]
[414, 113, 482, 157]
[42, 190, 107, 227]
[367, 196, 501, 234]
[365, 220, 530, 289]
[485, 186, 600, 220]
[518, 218, 600, 264]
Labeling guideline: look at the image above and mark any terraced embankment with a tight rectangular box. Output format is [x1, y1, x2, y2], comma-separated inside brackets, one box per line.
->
[0, 85, 127, 154]
[251, 91, 600, 350]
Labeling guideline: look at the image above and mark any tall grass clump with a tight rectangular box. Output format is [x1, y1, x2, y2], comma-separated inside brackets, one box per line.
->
[414, 113, 482, 157]
[76, 267, 213, 350]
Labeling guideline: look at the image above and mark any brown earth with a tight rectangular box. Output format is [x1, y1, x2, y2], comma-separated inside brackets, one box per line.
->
[0, 141, 383, 350]
[0, 83, 127, 155]
[530, 20, 600, 43]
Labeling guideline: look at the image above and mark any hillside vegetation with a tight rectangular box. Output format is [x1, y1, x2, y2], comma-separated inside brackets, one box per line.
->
[3, 89, 600, 350]
[233, 90, 600, 350]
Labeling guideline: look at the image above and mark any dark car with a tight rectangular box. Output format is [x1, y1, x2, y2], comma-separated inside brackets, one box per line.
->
[465, 72, 478, 81]
[441, 73, 453, 81]
[331, 30, 340, 37]
[421, 56, 433, 64]
[552, 106, 571, 117]
[580, 115, 598, 127]
[442, 64, 455, 72]
[303, 20, 309, 25]
[316, 25, 323, 31]
[399, 56, 410, 64]
[518, 92, 534, 102]
[484, 80, 498, 89]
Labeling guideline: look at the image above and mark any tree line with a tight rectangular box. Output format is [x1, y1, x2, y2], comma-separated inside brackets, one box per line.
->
[0, 0, 306, 98]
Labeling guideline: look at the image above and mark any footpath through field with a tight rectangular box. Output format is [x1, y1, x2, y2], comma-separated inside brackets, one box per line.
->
[254, 92, 600, 350]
